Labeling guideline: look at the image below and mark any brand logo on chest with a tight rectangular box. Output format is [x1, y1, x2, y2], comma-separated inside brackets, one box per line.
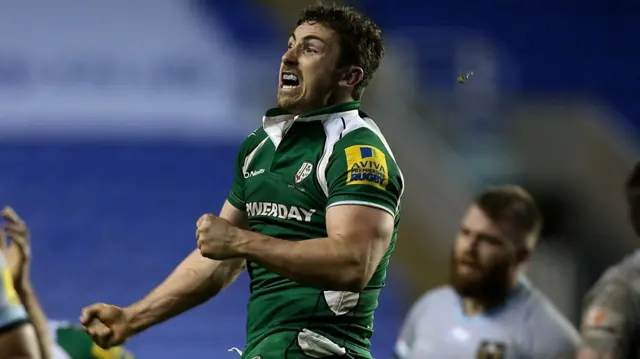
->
[244, 168, 265, 178]
[295, 161, 314, 183]
[476, 340, 506, 359]
[246, 202, 316, 222]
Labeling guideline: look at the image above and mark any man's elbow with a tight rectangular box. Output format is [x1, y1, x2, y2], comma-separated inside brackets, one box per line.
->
[327, 231, 390, 292]
[342, 277, 369, 293]
[332, 276, 368, 293]
[336, 262, 373, 292]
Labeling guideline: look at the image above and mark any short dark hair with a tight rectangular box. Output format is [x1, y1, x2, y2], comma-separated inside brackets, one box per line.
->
[297, 4, 384, 100]
[473, 185, 543, 246]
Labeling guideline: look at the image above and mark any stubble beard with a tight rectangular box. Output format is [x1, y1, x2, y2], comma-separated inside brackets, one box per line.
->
[276, 92, 301, 111]
[275, 75, 342, 114]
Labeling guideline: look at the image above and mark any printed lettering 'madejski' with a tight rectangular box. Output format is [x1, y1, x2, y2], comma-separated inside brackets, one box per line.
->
[246, 202, 316, 222]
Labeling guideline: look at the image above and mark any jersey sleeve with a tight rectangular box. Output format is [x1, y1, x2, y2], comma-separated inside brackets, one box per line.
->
[326, 129, 403, 216]
[226, 127, 265, 211]
[393, 293, 431, 359]
[226, 147, 247, 211]
[578, 281, 636, 359]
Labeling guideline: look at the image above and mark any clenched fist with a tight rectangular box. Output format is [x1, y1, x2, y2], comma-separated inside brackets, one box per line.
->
[196, 213, 244, 260]
[80, 303, 132, 349]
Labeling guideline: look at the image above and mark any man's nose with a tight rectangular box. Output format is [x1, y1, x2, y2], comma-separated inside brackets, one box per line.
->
[282, 48, 298, 66]
[462, 235, 480, 252]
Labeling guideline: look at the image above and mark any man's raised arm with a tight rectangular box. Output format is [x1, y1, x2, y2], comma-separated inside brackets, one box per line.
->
[81, 201, 247, 349]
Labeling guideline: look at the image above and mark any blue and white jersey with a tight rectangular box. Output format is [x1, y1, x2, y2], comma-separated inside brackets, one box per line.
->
[394, 281, 579, 359]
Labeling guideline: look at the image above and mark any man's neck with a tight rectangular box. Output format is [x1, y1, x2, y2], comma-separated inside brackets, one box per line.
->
[291, 96, 356, 115]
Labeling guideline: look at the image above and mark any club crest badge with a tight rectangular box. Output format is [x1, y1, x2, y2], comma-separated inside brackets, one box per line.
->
[295, 162, 314, 183]
[476, 340, 506, 359]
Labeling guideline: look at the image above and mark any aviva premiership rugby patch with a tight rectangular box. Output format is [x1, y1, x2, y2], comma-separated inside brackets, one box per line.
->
[345, 145, 388, 189]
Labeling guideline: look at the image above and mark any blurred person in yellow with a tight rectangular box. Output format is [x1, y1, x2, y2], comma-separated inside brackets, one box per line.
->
[0, 207, 133, 359]
[0, 206, 48, 359]
[577, 162, 640, 359]
[80, 4, 404, 359]
[393, 186, 579, 359]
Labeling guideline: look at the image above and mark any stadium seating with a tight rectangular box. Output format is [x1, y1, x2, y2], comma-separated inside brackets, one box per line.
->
[357, 0, 640, 130]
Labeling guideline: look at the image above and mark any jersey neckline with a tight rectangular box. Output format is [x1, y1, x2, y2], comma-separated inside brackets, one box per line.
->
[454, 277, 530, 321]
[263, 101, 361, 123]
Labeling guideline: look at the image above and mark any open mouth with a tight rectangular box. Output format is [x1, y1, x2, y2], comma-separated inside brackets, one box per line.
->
[281, 72, 300, 89]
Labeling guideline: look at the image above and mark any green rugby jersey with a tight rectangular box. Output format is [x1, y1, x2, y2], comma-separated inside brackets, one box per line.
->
[227, 101, 404, 357]
[49, 320, 134, 359]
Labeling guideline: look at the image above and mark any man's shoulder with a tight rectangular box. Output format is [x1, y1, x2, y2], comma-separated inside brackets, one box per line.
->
[332, 113, 387, 146]
[524, 288, 579, 343]
[424, 285, 457, 300]
[597, 251, 640, 287]
[585, 252, 640, 305]
[524, 299, 580, 357]
[244, 126, 268, 143]
[238, 126, 269, 153]
[329, 114, 401, 174]
[581, 253, 640, 329]
[413, 286, 457, 311]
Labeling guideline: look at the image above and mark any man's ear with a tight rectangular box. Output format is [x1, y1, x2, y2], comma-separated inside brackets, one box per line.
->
[338, 66, 364, 88]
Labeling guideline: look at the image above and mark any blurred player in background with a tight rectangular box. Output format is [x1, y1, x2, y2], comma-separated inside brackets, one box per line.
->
[81, 4, 402, 359]
[48, 321, 133, 359]
[577, 162, 640, 359]
[393, 186, 579, 359]
[0, 251, 40, 359]
[0, 206, 48, 359]
[0, 207, 133, 359]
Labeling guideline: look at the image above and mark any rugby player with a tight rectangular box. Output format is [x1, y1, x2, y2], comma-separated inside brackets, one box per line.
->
[0, 207, 134, 359]
[0, 207, 49, 359]
[577, 161, 640, 359]
[0, 252, 40, 359]
[81, 5, 403, 359]
[393, 186, 579, 359]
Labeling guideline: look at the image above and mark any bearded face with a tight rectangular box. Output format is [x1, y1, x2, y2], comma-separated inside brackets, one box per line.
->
[450, 205, 522, 305]
[449, 248, 514, 304]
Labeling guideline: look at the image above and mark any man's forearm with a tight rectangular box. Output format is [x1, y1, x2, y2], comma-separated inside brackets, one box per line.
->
[16, 284, 53, 359]
[237, 231, 367, 292]
[125, 250, 245, 334]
